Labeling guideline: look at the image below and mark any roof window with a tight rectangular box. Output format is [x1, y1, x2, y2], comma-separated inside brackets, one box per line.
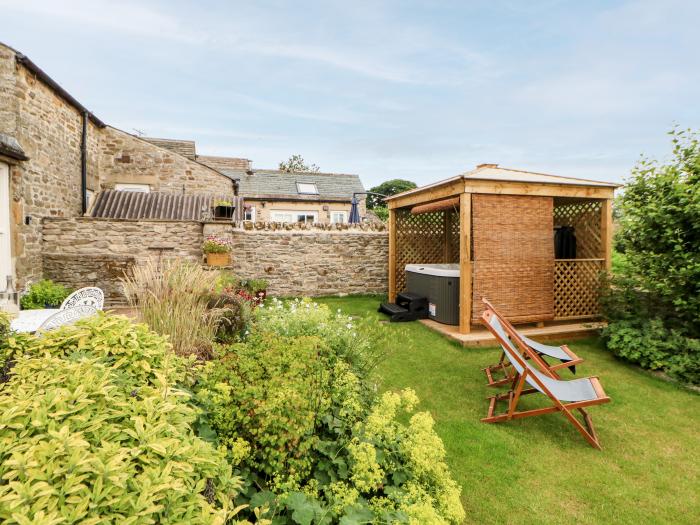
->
[296, 182, 319, 194]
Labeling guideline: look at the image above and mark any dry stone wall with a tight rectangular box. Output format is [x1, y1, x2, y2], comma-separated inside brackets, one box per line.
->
[205, 222, 388, 296]
[42, 218, 388, 304]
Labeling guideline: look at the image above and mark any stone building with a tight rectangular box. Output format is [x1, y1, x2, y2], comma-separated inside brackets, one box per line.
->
[0, 42, 236, 290]
[144, 140, 367, 225]
[0, 41, 376, 301]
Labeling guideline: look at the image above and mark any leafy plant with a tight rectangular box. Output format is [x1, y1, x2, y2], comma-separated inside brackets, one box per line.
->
[278, 154, 320, 173]
[0, 314, 245, 524]
[602, 128, 700, 383]
[215, 200, 233, 207]
[19, 279, 71, 309]
[195, 299, 464, 523]
[371, 206, 389, 222]
[366, 179, 416, 209]
[245, 278, 269, 294]
[121, 258, 225, 357]
[203, 236, 232, 254]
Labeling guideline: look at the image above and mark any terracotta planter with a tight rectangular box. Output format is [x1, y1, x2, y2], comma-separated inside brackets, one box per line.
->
[206, 252, 231, 266]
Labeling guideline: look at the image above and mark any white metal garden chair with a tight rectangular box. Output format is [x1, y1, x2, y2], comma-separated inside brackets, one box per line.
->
[60, 287, 104, 310]
[36, 305, 98, 333]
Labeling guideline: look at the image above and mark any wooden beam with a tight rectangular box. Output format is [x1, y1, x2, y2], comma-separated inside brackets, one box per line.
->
[388, 208, 397, 302]
[601, 199, 613, 271]
[387, 179, 464, 209]
[462, 179, 615, 200]
[411, 196, 460, 215]
[459, 193, 472, 333]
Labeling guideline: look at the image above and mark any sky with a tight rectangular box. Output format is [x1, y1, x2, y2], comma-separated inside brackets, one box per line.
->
[1, 0, 699, 189]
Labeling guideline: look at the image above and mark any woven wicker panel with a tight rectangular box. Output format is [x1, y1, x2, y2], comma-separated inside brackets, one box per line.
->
[395, 209, 459, 293]
[553, 200, 602, 259]
[472, 194, 554, 322]
[554, 260, 603, 319]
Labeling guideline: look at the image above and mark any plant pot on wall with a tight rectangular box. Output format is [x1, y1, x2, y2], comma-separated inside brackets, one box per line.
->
[212, 205, 234, 220]
[206, 253, 231, 266]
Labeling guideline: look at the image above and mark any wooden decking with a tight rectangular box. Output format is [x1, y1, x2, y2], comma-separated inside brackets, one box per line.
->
[419, 318, 605, 347]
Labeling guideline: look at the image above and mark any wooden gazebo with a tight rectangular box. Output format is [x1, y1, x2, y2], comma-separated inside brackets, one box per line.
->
[386, 164, 620, 342]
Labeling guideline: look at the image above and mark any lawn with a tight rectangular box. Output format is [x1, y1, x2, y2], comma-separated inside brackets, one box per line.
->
[317, 295, 700, 525]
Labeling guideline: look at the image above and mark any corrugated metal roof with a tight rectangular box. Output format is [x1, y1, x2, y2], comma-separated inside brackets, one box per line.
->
[90, 190, 244, 221]
[215, 169, 365, 200]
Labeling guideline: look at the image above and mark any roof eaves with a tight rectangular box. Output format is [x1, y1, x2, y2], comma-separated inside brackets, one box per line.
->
[14, 51, 106, 128]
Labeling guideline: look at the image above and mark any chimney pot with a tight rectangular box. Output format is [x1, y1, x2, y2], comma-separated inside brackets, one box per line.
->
[477, 163, 498, 169]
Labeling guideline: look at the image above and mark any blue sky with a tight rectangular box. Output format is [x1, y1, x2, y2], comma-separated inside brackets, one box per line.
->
[2, 0, 699, 189]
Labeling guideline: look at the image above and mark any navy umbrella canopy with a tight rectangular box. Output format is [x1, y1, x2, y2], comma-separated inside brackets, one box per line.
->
[349, 192, 386, 224]
[349, 195, 361, 223]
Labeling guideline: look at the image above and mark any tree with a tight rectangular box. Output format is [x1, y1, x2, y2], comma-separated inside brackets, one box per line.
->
[366, 179, 417, 209]
[601, 128, 700, 384]
[279, 155, 320, 173]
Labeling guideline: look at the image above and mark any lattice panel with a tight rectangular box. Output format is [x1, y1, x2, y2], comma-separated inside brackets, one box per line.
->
[394, 209, 459, 293]
[553, 200, 602, 259]
[554, 260, 603, 319]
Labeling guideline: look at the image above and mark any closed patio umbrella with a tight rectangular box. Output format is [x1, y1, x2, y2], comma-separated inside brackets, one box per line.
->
[349, 192, 386, 224]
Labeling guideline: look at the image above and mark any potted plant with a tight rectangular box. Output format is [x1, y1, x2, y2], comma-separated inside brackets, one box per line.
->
[203, 236, 232, 266]
[20, 279, 72, 310]
[212, 199, 235, 220]
[246, 278, 269, 303]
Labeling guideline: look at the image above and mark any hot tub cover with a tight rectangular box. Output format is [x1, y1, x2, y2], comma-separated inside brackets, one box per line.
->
[405, 263, 460, 278]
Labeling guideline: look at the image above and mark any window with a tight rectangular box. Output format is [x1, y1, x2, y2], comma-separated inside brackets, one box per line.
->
[115, 183, 150, 192]
[331, 211, 347, 224]
[271, 211, 318, 223]
[244, 206, 256, 221]
[296, 182, 318, 195]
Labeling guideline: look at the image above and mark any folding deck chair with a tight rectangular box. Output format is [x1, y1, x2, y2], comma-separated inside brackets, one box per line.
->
[481, 310, 610, 450]
[481, 298, 583, 387]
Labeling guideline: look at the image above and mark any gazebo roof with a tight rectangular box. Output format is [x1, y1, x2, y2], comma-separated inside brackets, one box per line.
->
[385, 164, 620, 206]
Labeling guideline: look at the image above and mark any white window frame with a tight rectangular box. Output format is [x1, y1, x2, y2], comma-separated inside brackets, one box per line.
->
[330, 211, 347, 224]
[243, 206, 256, 222]
[296, 182, 319, 195]
[271, 210, 318, 224]
[115, 183, 150, 192]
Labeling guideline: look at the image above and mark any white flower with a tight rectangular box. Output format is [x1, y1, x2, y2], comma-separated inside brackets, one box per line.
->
[346, 323, 353, 329]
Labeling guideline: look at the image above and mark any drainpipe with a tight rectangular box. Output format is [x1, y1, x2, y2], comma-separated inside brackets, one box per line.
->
[81, 110, 88, 214]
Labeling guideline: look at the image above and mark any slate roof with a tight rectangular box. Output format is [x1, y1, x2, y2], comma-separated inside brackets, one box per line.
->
[217, 169, 365, 201]
[197, 155, 251, 172]
[142, 137, 197, 159]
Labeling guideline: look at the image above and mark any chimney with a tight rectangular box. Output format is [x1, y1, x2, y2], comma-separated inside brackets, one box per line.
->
[477, 163, 498, 169]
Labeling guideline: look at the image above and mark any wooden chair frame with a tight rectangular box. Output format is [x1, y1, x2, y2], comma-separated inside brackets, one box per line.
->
[481, 298, 584, 387]
[480, 309, 610, 450]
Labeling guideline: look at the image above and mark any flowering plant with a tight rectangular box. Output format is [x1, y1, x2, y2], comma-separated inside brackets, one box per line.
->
[202, 235, 232, 254]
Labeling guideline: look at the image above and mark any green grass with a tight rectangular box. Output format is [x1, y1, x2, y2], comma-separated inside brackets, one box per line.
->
[317, 295, 700, 525]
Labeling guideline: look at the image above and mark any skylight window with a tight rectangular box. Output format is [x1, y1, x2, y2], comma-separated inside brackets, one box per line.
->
[296, 182, 318, 194]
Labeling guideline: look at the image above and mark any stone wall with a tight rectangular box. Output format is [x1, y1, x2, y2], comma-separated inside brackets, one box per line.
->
[98, 126, 235, 194]
[204, 222, 388, 296]
[1, 45, 101, 287]
[42, 217, 203, 304]
[41, 218, 389, 304]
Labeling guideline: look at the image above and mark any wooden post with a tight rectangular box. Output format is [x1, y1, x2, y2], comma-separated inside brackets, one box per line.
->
[388, 208, 397, 302]
[459, 193, 472, 333]
[601, 199, 613, 272]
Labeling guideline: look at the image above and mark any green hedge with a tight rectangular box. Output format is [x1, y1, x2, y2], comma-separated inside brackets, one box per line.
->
[602, 128, 700, 384]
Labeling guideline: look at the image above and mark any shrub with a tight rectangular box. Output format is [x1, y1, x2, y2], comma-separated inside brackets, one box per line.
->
[196, 299, 465, 523]
[205, 291, 254, 344]
[602, 128, 700, 383]
[19, 279, 71, 309]
[121, 258, 224, 358]
[0, 314, 244, 524]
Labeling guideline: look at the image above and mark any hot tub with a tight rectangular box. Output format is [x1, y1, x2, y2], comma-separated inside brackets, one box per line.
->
[405, 264, 460, 325]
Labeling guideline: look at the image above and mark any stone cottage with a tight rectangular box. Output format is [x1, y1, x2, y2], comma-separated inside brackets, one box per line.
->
[0, 41, 237, 290]
[0, 42, 385, 304]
